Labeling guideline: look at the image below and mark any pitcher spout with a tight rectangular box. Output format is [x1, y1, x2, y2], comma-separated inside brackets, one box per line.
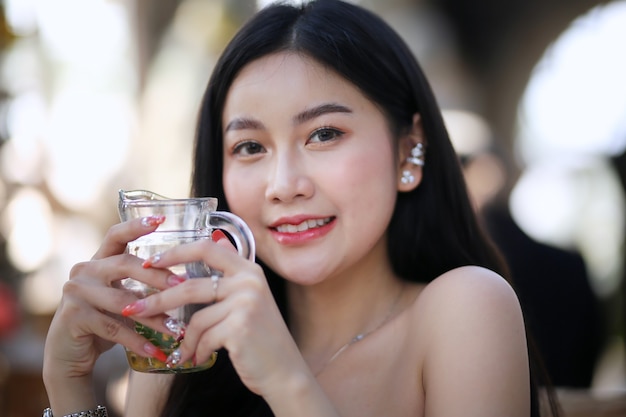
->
[118, 189, 170, 203]
[117, 189, 218, 227]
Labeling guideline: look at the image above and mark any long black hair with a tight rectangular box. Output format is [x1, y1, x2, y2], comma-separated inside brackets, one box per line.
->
[160, 1, 547, 416]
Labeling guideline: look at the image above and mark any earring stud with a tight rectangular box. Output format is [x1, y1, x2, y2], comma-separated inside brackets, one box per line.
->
[401, 170, 415, 184]
[406, 143, 425, 166]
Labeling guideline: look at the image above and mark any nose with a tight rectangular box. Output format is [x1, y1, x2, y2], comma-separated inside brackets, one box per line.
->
[265, 151, 314, 203]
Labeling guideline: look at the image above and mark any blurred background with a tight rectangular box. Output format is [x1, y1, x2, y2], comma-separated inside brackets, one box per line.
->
[0, 0, 624, 416]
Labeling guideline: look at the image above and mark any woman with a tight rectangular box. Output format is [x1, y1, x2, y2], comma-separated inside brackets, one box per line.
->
[43, 1, 543, 416]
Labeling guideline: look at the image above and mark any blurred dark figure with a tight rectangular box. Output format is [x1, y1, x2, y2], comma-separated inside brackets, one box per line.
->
[462, 147, 604, 388]
[482, 201, 603, 387]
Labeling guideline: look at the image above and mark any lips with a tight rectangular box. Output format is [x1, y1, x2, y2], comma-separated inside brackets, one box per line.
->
[274, 217, 333, 233]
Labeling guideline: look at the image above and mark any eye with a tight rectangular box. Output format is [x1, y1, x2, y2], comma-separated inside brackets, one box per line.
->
[308, 127, 344, 144]
[232, 140, 265, 156]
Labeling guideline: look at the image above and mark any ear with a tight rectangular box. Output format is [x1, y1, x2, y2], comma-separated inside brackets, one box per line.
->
[397, 113, 426, 192]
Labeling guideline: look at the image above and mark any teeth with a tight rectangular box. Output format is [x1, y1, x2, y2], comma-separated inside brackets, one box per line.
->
[276, 217, 331, 233]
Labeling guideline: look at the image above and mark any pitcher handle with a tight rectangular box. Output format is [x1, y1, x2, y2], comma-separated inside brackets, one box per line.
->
[209, 212, 256, 261]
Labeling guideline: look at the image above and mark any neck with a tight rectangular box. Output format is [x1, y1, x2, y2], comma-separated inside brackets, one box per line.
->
[286, 251, 405, 370]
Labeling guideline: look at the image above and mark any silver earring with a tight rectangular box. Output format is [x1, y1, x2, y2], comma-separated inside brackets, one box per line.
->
[401, 170, 415, 184]
[406, 143, 425, 166]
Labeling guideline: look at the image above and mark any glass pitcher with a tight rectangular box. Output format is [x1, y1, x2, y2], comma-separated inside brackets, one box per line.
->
[117, 189, 255, 373]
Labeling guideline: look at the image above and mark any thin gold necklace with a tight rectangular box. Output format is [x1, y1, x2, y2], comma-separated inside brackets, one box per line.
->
[314, 284, 405, 376]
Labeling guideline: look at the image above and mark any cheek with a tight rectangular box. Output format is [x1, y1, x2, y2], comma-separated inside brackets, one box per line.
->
[328, 142, 398, 224]
[339, 143, 397, 191]
[332, 147, 397, 258]
[222, 171, 259, 217]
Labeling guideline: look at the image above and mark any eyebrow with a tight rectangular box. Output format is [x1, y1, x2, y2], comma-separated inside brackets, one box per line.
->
[293, 103, 353, 124]
[224, 118, 265, 132]
[224, 102, 353, 133]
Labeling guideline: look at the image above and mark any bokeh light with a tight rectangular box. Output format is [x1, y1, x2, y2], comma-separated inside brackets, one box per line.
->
[44, 88, 134, 210]
[512, 1, 626, 296]
[2, 187, 53, 272]
[20, 215, 102, 315]
[517, 0, 626, 162]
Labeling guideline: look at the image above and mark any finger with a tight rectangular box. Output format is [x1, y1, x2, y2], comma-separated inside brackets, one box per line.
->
[125, 275, 231, 318]
[64, 277, 140, 314]
[212, 230, 238, 253]
[131, 266, 268, 320]
[91, 216, 165, 260]
[123, 313, 185, 340]
[164, 299, 231, 368]
[96, 315, 169, 362]
[142, 238, 257, 278]
[71, 254, 185, 292]
[74, 304, 169, 363]
[67, 271, 194, 341]
[65, 272, 186, 331]
[67, 280, 161, 334]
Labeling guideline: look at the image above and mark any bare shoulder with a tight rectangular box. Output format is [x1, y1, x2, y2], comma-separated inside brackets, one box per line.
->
[403, 265, 526, 354]
[411, 265, 521, 323]
[407, 266, 530, 416]
[428, 265, 515, 296]
[409, 265, 526, 350]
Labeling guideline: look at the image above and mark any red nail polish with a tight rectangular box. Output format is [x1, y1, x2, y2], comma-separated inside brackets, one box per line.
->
[122, 299, 146, 317]
[212, 230, 227, 242]
[144, 343, 168, 362]
[142, 252, 162, 268]
[141, 215, 166, 227]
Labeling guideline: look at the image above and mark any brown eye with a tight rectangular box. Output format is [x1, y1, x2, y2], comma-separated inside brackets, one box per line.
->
[232, 141, 265, 156]
[308, 127, 344, 144]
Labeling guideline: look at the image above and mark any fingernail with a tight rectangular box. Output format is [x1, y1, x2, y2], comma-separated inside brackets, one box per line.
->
[167, 274, 187, 287]
[122, 299, 146, 317]
[141, 215, 165, 227]
[166, 349, 182, 368]
[142, 252, 162, 268]
[164, 317, 186, 341]
[212, 230, 227, 242]
[144, 342, 168, 362]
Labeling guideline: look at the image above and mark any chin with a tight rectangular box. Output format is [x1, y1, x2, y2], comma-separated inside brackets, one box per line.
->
[258, 250, 331, 280]
[285, 275, 328, 287]
[267, 263, 331, 287]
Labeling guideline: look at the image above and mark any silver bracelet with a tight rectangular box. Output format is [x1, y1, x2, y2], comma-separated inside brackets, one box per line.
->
[42, 405, 108, 417]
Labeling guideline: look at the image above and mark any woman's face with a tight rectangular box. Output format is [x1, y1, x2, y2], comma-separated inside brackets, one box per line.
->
[221, 53, 400, 285]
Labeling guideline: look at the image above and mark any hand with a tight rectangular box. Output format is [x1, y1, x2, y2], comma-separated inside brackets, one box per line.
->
[127, 234, 310, 397]
[43, 216, 180, 385]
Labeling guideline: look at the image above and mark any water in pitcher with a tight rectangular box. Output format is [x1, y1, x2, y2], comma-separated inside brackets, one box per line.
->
[121, 230, 218, 373]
